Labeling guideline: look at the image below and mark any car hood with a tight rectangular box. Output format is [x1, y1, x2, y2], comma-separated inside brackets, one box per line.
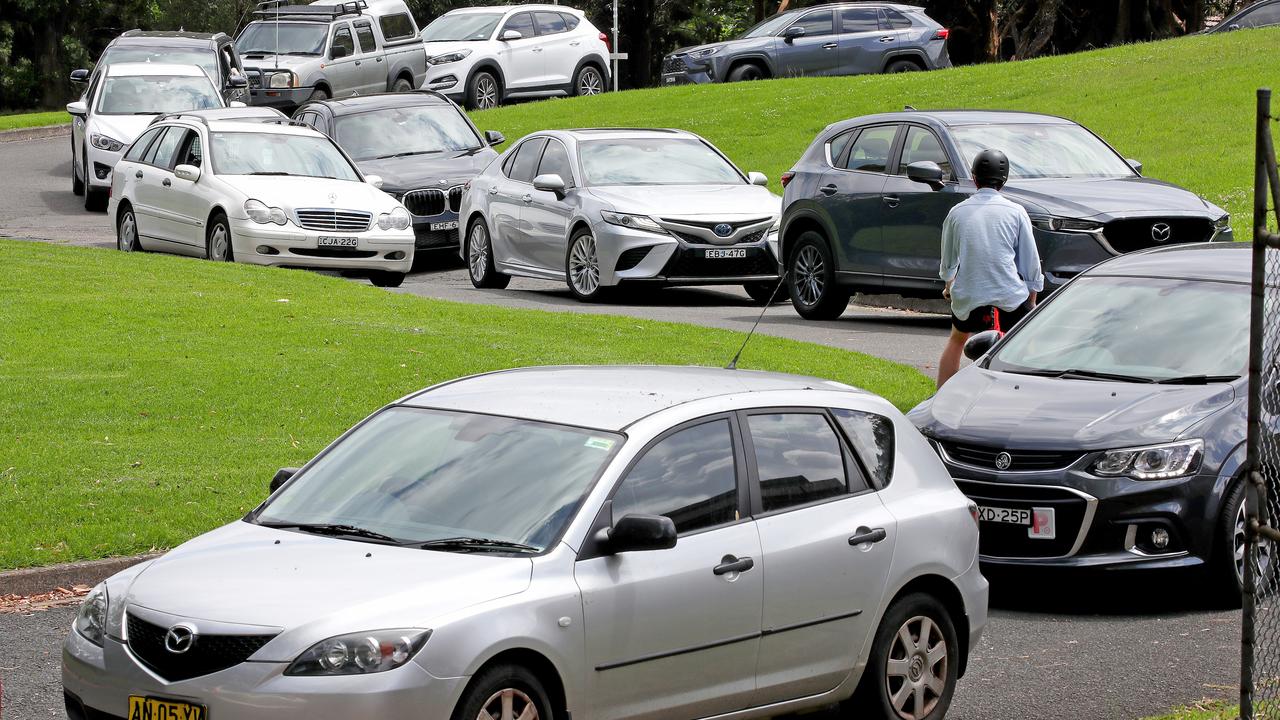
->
[587, 184, 781, 219]
[910, 366, 1237, 450]
[238, 53, 317, 71]
[226, 175, 399, 213]
[1004, 176, 1224, 219]
[669, 37, 767, 57]
[122, 521, 533, 660]
[90, 114, 159, 145]
[358, 148, 498, 193]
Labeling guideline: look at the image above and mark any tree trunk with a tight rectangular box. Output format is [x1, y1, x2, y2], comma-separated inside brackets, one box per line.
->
[38, 16, 67, 108]
[1013, 0, 1061, 59]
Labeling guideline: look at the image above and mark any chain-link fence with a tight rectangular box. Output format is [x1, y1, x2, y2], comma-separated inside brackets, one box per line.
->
[1241, 88, 1280, 720]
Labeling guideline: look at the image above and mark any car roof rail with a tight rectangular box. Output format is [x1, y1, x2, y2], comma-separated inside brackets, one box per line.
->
[253, 0, 369, 21]
[150, 112, 212, 127]
[263, 118, 315, 128]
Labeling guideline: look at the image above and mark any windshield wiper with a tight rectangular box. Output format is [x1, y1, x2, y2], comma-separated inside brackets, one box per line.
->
[131, 111, 163, 115]
[1053, 368, 1154, 383]
[247, 171, 295, 176]
[258, 522, 405, 545]
[372, 150, 442, 160]
[417, 536, 540, 553]
[1155, 374, 1240, 385]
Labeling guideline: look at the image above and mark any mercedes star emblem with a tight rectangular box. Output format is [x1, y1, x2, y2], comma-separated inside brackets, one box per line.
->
[1151, 222, 1172, 243]
[994, 452, 1013, 471]
[327, 192, 338, 205]
[164, 623, 198, 655]
[713, 223, 734, 238]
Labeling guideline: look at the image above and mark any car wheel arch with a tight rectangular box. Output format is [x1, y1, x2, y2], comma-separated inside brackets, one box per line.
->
[390, 69, 415, 91]
[461, 647, 570, 720]
[881, 574, 971, 679]
[468, 62, 506, 94]
[570, 55, 608, 87]
[881, 52, 926, 73]
[782, 214, 831, 265]
[726, 56, 773, 80]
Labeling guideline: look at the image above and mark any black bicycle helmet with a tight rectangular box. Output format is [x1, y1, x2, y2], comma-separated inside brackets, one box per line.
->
[971, 148, 1010, 185]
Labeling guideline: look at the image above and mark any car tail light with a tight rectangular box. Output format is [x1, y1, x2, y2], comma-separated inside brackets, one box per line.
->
[935, 28, 950, 40]
[780, 171, 795, 188]
[968, 502, 980, 527]
[600, 32, 611, 52]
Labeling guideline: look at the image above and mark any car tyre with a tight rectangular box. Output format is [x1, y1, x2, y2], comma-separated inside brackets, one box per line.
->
[206, 213, 234, 262]
[71, 139, 84, 196]
[450, 664, 557, 720]
[1216, 478, 1275, 606]
[566, 228, 611, 302]
[392, 76, 414, 93]
[847, 592, 959, 720]
[727, 63, 765, 82]
[744, 280, 785, 305]
[307, 87, 330, 104]
[574, 65, 605, 96]
[370, 271, 406, 288]
[885, 59, 923, 73]
[466, 218, 510, 289]
[116, 204, 141, 252]
[83, 152, 106, 212]
[788, 232, 849, 320]
[467, 71, 500, 111]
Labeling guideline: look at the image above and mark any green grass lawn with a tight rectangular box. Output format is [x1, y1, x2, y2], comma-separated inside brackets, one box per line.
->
[1143, 700, 1238, 719]
[0, 110, 70, 132]
[0, 239, 933, 570]
[473, 27, 1280, 240]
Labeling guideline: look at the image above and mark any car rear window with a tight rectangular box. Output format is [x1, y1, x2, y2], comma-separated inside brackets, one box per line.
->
[379, 13, 417, 41]
[561, 12, 581, 30]
[881, 8, 913, 29]
[508, 138, 548, 183]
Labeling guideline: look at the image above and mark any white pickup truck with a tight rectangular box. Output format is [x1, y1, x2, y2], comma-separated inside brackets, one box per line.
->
[238, 0, 427, 112]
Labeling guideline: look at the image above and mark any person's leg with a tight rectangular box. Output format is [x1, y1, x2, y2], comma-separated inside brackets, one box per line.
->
[938, 327, 970, 388]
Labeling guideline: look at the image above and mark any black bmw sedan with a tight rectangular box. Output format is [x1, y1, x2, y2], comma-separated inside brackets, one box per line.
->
[908, 243, 1262, 601]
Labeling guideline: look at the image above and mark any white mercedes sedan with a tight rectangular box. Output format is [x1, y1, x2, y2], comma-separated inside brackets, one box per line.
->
[108, 117, 414, 287]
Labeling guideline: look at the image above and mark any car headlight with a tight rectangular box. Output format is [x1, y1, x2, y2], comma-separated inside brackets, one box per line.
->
[90, 134, 124, 152]
[286, 629, 430, 676]
[75, 583, 109, 646]
[377, 206, 411, 231]
[1029, 215, 1103, 233]
[429, 49, 472, 65]
[244, 199, 287, 225]
[1090, 439, 1203, 480]
[268, 71, 297, 89]
[688, 47, 721, 59]
[601, 211, 667, 235]
[1214, 214, 1230, 231]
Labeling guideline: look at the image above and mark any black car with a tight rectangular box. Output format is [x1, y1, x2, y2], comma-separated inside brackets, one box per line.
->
[70, 30, 249, 105]
[294, 91, 504, 255]
[1207, 0, 1280, 32]
[909, 243, 1264, 601]
[778, 110, 1233, 319]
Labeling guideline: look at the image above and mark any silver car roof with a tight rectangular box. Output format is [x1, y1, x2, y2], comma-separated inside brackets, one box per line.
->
[401, 365, 861, 431]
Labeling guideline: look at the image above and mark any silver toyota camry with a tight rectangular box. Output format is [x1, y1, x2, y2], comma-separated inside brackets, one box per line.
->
[63, 366, 986, 720]
[459, 129, 785, 303]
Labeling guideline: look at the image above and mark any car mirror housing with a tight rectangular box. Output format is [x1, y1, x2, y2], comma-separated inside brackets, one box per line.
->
[270, 467, 299, 494]
[748, 171, 768, 186]
[484, 130, 505, 146]
[174, 164, 201, 183]
[228, 75, 249, 89]
[1126, 158, 1143, 175]
[70, 69, 90, 83]
[500, 29, 523, 41]
[66, 100, 88, 116]
[963, 330, 1001, 361]
[906, 161, 945, 190]
[365, 174, 384, 189]
[533, 173, 567, 198]
[603, 514, 677, 554]
[783, 26, 806, 42]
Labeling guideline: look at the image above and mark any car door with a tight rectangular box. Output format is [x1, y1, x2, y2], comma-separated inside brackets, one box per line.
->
[522, 138, 575, 273]
[352, 19, 385, 94]
[115, 126, 165, 244]
[497, 12, 545, 90]
[836, 6, 885, 75]
[533, 11, 577, 87]
[879, 124, 968, 290]
[220, 41, 249, 104]
[325, 23, 362, 96]
[818, 123, 900, 280]
[773, 9, 839, 78]
[165, 129, 213, 251]
[575, 415, 763, 720]
[742, 409, 898, 705]
[489, 137, 546, 270]
[875, 7, 913, 63]
[133, 127, 189, 245]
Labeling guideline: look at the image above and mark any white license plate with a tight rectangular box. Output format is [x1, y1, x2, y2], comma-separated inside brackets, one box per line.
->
[705, 248, 747, 259]
[978, 506, 1030, 525]
[665, 76, 676, 83]
[430, 221, 459, 231]
[317, 236, 358, 248]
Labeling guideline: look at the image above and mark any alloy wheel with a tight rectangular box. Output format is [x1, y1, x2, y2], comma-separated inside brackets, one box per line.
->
[476, 687, 539, 720]
[209, 225, 230, 261]
[469, 224, 490, 282]
[1236, 496, 1273, 589]
[118, 211, 137, 252]
[569, 235, 600, 296]
[476, 76, 498, 109]
[794, 245, 825, 307]
[578, 68, 603, 95]
[885, 615, 948, 720]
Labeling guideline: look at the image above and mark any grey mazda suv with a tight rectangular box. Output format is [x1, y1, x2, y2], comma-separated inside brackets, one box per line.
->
[661, 3, 950, 85]
[779, 110, 1233, 319]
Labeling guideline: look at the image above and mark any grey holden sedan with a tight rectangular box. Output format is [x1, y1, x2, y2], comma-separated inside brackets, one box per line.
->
[64, 366, 986, 720]
[459, 128, 784, 302]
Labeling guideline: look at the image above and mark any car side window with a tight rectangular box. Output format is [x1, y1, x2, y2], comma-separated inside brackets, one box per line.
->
[1241, 4, 1280, 26]
[561, 13, 581, 30]
[149, 128, 187, 170]
[792, 9, 835, 37]
[611, 419, 738, 535]
[535, 12, 568, 35]
[125, 127, 164, 163]
[747, 413, 859, 512]
[536, 140, 574, 187]
[502, 12, 537, 38]
[354, 20, 377, 53]
[842, 125, 897, 173]
[379, 13, 417, 41]
[177, 131, 203, 168]
[841, 7, 879, 33]
[831, 408, 895, 488]
[508, 138, 548, 183]
[827, 129, 856, 167]
[880, 8, 914, 30]
[332, 25, 355, 58]
[897, 125, 952, 180]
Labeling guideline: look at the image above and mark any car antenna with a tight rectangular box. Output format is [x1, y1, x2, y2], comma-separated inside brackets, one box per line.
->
[726, 274, 787, 370]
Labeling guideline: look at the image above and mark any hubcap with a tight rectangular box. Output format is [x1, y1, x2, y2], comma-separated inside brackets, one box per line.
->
[477, 77, 497, 109]
[579, 69, 602, 95]
[119, 212, 136, 252]
[794, 245, 825, 306]
[1237, 496, 1273, 589]
[210, 225, 229, 261]
[477, 687, 539, 720]
[469, 225, 490, 281]
[569, 235, 600, 296]
[886, 615, 948, 720]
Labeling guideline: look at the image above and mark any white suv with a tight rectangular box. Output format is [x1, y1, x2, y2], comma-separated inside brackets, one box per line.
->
[420, 4, 610, 109]
[108, 117, 415, 287]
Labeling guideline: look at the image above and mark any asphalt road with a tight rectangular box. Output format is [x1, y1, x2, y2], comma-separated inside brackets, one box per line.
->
[0, 131, 1245, 720]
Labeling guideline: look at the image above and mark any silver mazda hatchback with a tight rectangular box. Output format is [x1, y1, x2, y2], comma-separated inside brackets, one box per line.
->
[63, 366, 986, 720]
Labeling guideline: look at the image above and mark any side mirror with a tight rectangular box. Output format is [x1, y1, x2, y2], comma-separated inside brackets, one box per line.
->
[66, 100, 88, 117]
[269, 467, 298, 494]
[1126, 158, 1143, 175]
[533, 173, 567, 198]
[906, 160, 945, 190]
[783, 26, 806, 42]
[331, 45, 350, 60]
[1227, 23, 1241, 31]
[228, 75, 249, 89]
[963, 330, 1001, 361]
[70, 69, 90, 83]
[365, 174, 384, 189]
[747, 171, 768, 186]
[229, 100, 248, 108]
[500, 29, 523, 41]
[484, 130, 505, 146]
[174, 164, 201, 182]
[601, 514, 677, 554]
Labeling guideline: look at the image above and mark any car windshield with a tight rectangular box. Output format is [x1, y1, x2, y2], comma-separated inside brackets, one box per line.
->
[989, 275, 1248, 381]
[739, 13, 794, 38]
[238, 22, 328, 55]
[950, 123, 1136, 180]
[97, 75, 222, 115]
[209, 131, 361, 180]
[253, 407, 622, 551]
[579, 138, 744, 186]
[422, 13, 504, 41]
[101, 47, 219, 80]
[335, 106, 482, 161]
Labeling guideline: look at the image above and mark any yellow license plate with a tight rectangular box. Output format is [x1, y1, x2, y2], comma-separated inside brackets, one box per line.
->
[128, 696, 207, 720]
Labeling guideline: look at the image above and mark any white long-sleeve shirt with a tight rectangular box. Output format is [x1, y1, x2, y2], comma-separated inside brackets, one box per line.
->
[939, 188, 1045, 321]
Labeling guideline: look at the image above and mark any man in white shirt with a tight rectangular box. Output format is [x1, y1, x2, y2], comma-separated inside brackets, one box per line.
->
[937, 148, 1045, 387]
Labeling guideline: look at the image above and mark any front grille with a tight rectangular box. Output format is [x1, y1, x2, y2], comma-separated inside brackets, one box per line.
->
[1103, 217, 1214, 254]
[412, 226, 460, 249]
[289, 247, 378, 259]
[942, 442, 1081, 472]
[954, 480, 1091, 559]
[616, 246, 653, 272]
[663, 55, 688, 73]
[126, 613, 276, 682]
[661, 249, 778, 279]
[295, 208, 372, 232]
[672, 228, 768, 246]
[402, 186, 463, 217]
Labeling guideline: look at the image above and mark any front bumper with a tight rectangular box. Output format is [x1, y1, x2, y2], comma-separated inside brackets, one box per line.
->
[86, 146, 124, 190]
[411, 214, 461, 250]
[247, 86, 315, 111]
[423, 62, 474, 101]
[594, 224, 781, 287]
[661, 69, 713, 85]
[230, 219, 414, 272]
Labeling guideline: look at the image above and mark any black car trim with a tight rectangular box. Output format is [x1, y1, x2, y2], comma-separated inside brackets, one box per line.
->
[595, 631, 761, 671]
[762, 609, 863, 636]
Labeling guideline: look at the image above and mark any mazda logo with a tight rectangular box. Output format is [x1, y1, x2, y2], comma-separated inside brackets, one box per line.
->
[713, 223, 734, 238]
[1151, 222, 1172, 243]
[164, 623, 198, 655]
[994, 452, 1013, 471]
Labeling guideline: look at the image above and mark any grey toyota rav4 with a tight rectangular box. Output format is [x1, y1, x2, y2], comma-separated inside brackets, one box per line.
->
[778, 110, 1233, 319]
[661, 3, 950, 85]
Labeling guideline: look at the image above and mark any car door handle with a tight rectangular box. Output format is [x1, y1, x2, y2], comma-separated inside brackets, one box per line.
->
[135, 170, 143, 179]
[162, 178, 171, 187]
[883, 195, 901, 208]
[489, 187, 498, 195]
[376, 56, 384, 62]
[849, 527, 888, 546]
[713, 555, 755, 576]
[532, 47, 544, 52]
[522, 194, 532, 203]
[822, 42, 838, 49]
[570, 40, 581, 46]
[879, 36, 894, 43]
[820, 184, 838, 196]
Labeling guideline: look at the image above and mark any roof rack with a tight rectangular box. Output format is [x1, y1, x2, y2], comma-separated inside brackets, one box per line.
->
[253, 0, 369, 21]
[149, 112, 211, 127]
[263, 118, 316, 128]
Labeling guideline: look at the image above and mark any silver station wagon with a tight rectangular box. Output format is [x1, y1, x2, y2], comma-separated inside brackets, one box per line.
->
[63, 366, 986, 720]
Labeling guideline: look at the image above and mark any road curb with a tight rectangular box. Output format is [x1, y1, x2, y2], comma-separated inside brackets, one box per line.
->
[0, 554, 160, 596]
[853, 293, 949, 315]
[0, 124, 71, 144]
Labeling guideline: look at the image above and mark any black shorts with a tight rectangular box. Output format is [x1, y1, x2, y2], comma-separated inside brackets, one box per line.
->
[951, 299, 1033, 334]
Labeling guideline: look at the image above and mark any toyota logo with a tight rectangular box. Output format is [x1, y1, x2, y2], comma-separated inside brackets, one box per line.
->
[164, 623, 198, 655]
[1151, 222, 1172, 243]
[713, 223, 734, 238]
[994, 452, 1013, 471]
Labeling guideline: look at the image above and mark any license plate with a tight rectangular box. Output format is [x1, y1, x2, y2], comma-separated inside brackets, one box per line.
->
[317, 236, 358, 248]
[665, 76, 676, 83]
[705, 248, 747, 259]
[977, 506, 1030, 525]
[430, 221, 459, 231]
[128, 696, 207, 720]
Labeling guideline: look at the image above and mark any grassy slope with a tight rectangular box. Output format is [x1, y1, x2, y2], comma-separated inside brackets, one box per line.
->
[473, 28, 1279, 240]
[0, 240, 933, 569]
[1142, 700, 1237, 719]
[0, 110, 70, 132]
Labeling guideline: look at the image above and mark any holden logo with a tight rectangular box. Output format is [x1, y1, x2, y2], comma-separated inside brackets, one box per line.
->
[1151, 222, 1172, 243]
[994, 452, 1013, 471]
[327, 192, 338, 205]
[713, 223, 734, 238]
[164, 623, 198, 655]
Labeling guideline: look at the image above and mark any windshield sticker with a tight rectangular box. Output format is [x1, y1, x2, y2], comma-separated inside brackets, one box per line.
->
[584, 437, 616, 451]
